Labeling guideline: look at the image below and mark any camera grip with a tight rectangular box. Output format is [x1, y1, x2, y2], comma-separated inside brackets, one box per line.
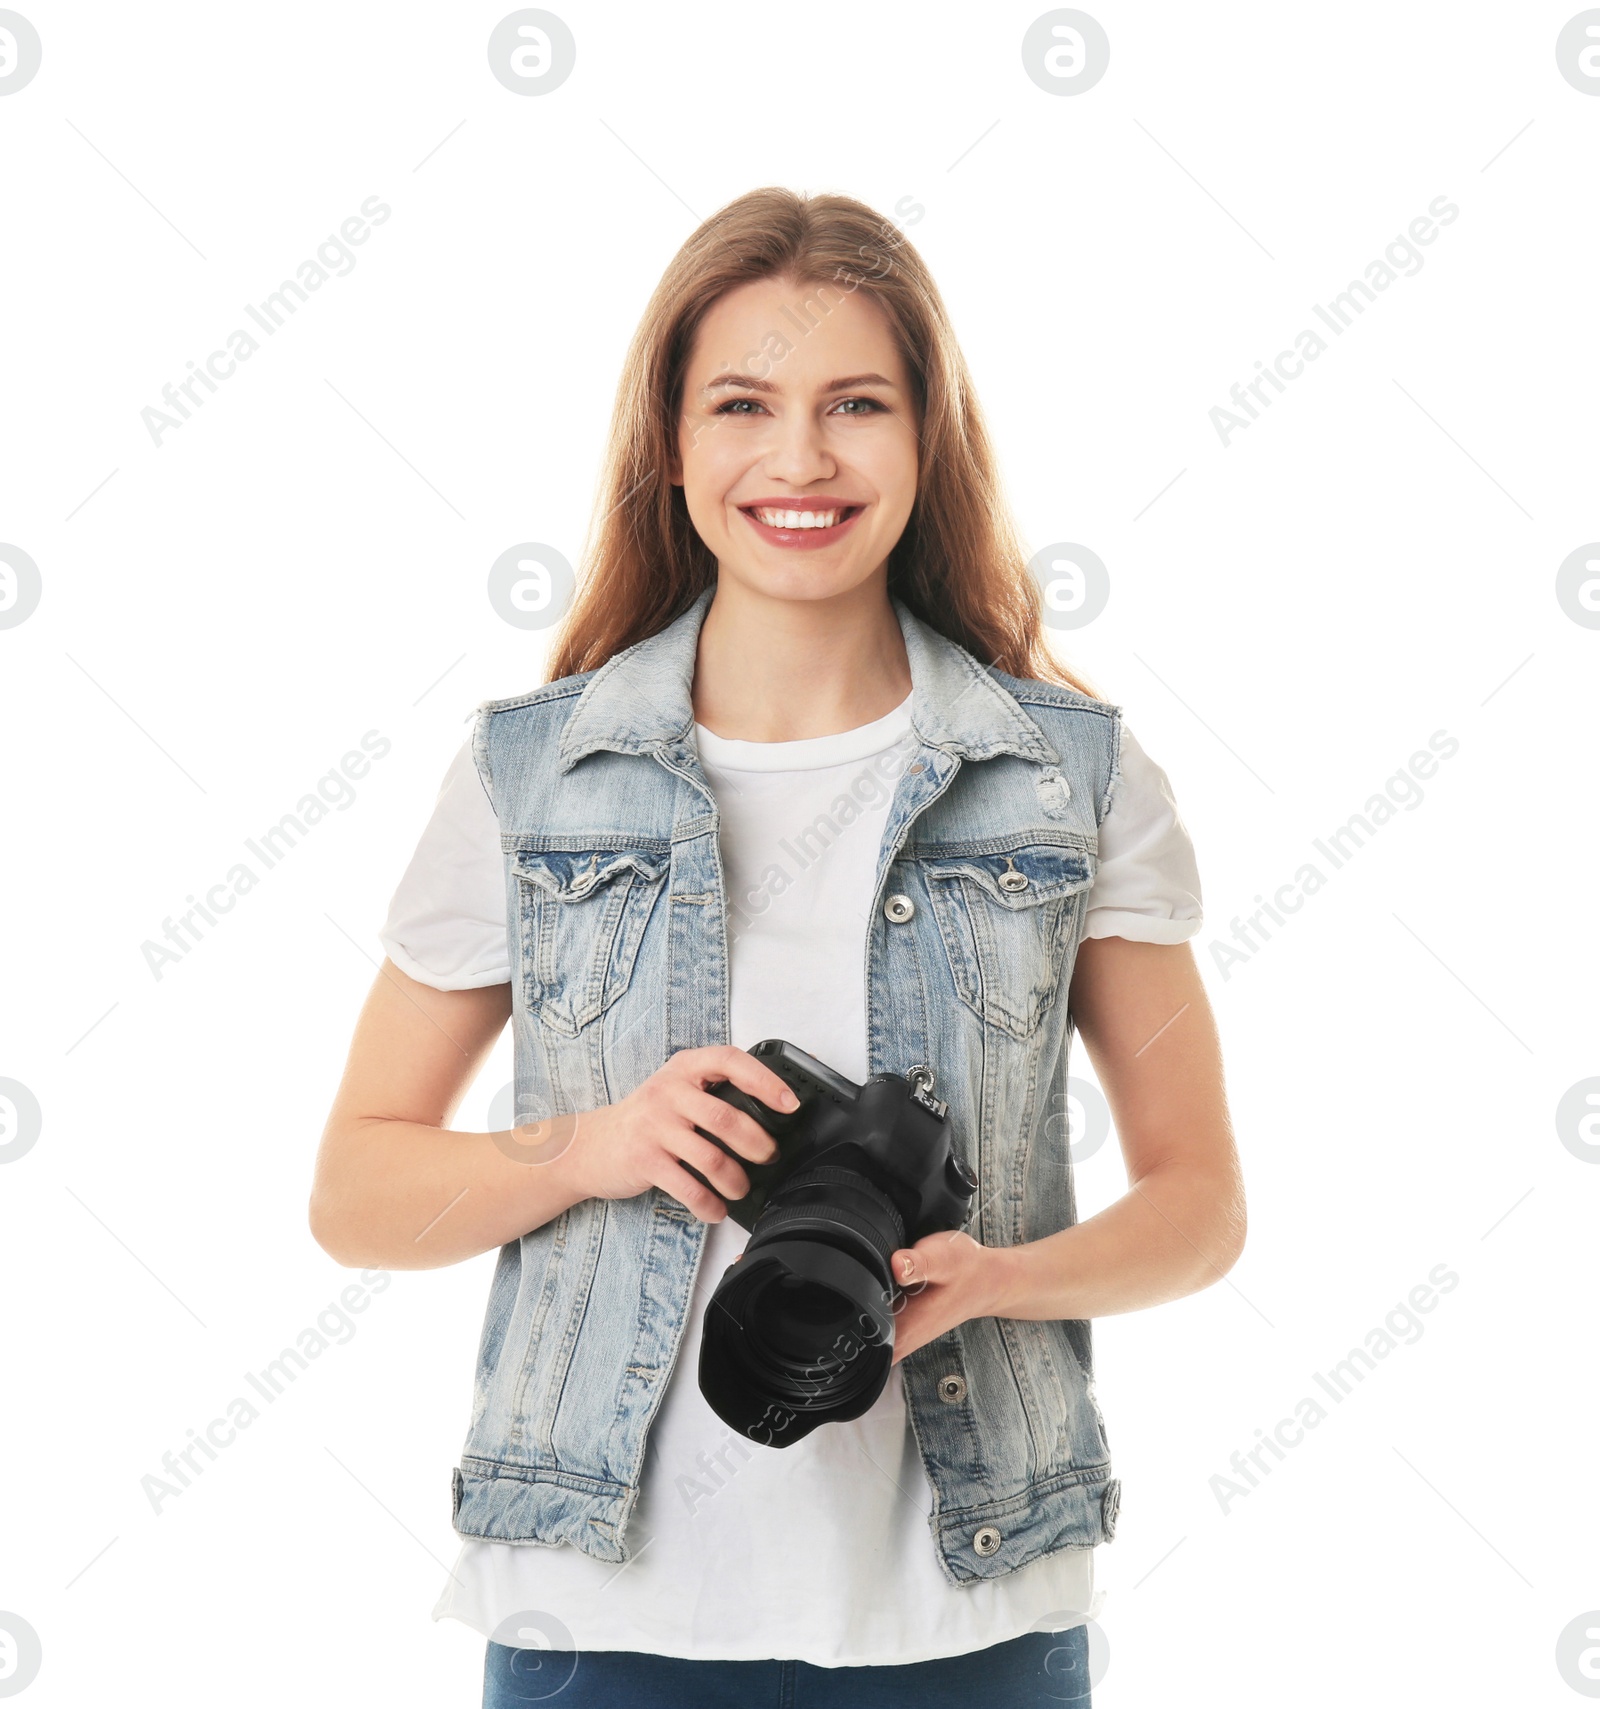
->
[680, 1078, 800, 1227]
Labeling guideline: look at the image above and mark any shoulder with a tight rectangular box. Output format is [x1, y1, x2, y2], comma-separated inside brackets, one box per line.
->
[1083, 721, 1204, 941]
[475, 667, 598, 721]
[467, 668, 598, 812]
[985, 665, 1125, 822]
[985, 665, 1122, 729]
[983, 666, 1195, 843]
[472, 666, 597, 761]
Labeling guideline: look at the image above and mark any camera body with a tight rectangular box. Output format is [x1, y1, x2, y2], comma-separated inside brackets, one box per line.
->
[684, 1038, 978, 1448]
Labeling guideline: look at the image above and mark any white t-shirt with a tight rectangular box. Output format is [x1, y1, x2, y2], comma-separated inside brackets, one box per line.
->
[380, 693, 1203, 1667]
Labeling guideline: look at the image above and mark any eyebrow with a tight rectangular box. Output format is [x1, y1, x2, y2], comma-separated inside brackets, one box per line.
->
[698, 371, 899, 397]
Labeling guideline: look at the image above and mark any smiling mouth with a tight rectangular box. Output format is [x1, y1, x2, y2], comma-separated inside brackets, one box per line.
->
[739, 504, 863, 531]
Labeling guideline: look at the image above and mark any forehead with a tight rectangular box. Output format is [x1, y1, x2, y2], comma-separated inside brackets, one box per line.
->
[684, 274, 905, 389]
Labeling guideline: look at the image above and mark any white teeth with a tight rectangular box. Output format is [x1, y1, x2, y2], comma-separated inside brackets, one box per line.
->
[751, 507, 848, 529]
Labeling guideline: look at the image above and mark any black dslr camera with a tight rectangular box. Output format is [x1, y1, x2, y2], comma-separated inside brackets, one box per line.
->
[682, 1038, 978, 1448]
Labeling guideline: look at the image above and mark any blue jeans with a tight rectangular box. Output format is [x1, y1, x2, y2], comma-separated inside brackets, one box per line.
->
[483, 1624, 1091, 1707]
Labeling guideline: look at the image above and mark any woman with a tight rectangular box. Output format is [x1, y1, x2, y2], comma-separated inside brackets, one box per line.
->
[310, 187, 1245, 1708]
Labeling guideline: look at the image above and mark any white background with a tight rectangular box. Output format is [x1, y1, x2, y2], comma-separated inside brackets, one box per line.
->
[2, 3, 1597, 1704]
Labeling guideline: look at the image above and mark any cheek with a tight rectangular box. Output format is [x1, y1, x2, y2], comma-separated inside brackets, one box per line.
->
[859, 439, 918, 512]
[681, 438, 746, 513]
[675, 471, 720, 527]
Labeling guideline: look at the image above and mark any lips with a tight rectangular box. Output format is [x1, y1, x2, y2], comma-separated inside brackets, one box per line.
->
[742, 504, 861, 529]
[736, 502, 866, 550]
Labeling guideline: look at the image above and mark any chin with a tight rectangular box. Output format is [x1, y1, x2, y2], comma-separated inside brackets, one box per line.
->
[722, 557, 881, 606]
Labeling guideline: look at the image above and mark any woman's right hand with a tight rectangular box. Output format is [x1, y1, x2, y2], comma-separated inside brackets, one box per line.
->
[565, 1046, 799, 1223]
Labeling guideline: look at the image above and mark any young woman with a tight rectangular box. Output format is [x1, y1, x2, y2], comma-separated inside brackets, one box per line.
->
[310, 187, 1245, 1708]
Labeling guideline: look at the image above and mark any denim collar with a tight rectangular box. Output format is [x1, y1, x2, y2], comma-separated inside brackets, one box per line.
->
[556, 583, 1060, 773]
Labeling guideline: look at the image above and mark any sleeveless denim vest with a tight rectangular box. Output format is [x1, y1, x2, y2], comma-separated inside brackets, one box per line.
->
[452, 584, 1125, 1586]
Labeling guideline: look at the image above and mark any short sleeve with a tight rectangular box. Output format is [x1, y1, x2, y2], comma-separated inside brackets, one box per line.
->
[1083, 722, 1203, 944]
[378, 737, 511, 990]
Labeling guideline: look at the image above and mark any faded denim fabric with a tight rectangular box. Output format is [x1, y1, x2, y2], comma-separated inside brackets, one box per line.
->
[452, 584, 1125, 1586]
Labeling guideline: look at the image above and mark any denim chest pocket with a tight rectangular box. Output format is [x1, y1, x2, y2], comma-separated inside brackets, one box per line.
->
[513, 845, 670, 1037]
[917, 839, 1097, 1041]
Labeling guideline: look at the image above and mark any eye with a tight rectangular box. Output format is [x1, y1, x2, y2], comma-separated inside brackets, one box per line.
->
[710, 395, 888, 417]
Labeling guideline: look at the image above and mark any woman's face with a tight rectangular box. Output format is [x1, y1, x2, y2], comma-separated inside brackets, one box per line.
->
[671, 272, 920, 607]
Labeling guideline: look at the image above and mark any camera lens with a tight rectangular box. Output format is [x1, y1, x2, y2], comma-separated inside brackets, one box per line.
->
[747, 1274, 855, 1363]
[698, 1161, 906, 1446]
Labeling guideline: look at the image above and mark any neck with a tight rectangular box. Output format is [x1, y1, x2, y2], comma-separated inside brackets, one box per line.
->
[691, 574, 913, 742]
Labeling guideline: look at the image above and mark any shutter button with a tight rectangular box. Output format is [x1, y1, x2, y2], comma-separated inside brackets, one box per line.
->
[884, 893, 916, 923]
[973, 1525, 1002, 1557]
[937, 1374, 967, 1404]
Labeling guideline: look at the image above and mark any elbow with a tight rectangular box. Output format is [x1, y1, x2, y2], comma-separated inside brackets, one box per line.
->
[1213, 1189, 1248, 1279]
[308, 1177, 371, 1270]
[308, 1119, 378, 1268]
[307, 1189, 351, 1266]
[1142, 1157, 1248, 1287]
[1172, 1165, 1246, 1290]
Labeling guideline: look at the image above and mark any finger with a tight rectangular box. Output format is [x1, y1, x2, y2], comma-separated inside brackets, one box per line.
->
[673, 1125, 759, 1205]
[678, 1085, 782, 1166]
[652, 1157, 729, 1224]
[893, 1243, 944, 1290]
[680, 1045, 800, 1115]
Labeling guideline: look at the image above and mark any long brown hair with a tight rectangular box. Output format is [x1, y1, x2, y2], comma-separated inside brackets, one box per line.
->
[545, 186, 1100, 699]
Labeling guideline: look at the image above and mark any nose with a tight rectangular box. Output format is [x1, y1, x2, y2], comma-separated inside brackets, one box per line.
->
[758, 404, 837, 487]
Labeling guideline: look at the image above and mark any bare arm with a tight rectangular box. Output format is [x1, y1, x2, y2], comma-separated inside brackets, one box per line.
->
[890, 937, 1247, 1358]
[308, 958, 795, 1272]
[308, 961, 578, 1270]
[991, 936, 1246, 1318]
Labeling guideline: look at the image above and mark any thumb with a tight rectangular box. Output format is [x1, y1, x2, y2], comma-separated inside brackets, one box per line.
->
[892, 1237, 947, 1287]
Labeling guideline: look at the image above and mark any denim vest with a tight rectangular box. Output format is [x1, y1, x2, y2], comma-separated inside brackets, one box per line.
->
[452, 584, 1125, 1586]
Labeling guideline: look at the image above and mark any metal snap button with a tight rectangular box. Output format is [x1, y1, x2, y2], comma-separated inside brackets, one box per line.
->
[884, 893, 916, 923]
[937, 1374, 967, 1404]
[997, 857, 1029, 893]
[973, 1525, 1002, 1557]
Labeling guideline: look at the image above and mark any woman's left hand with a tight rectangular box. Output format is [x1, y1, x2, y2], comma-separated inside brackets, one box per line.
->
[887, 1230, 1011, 1365]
